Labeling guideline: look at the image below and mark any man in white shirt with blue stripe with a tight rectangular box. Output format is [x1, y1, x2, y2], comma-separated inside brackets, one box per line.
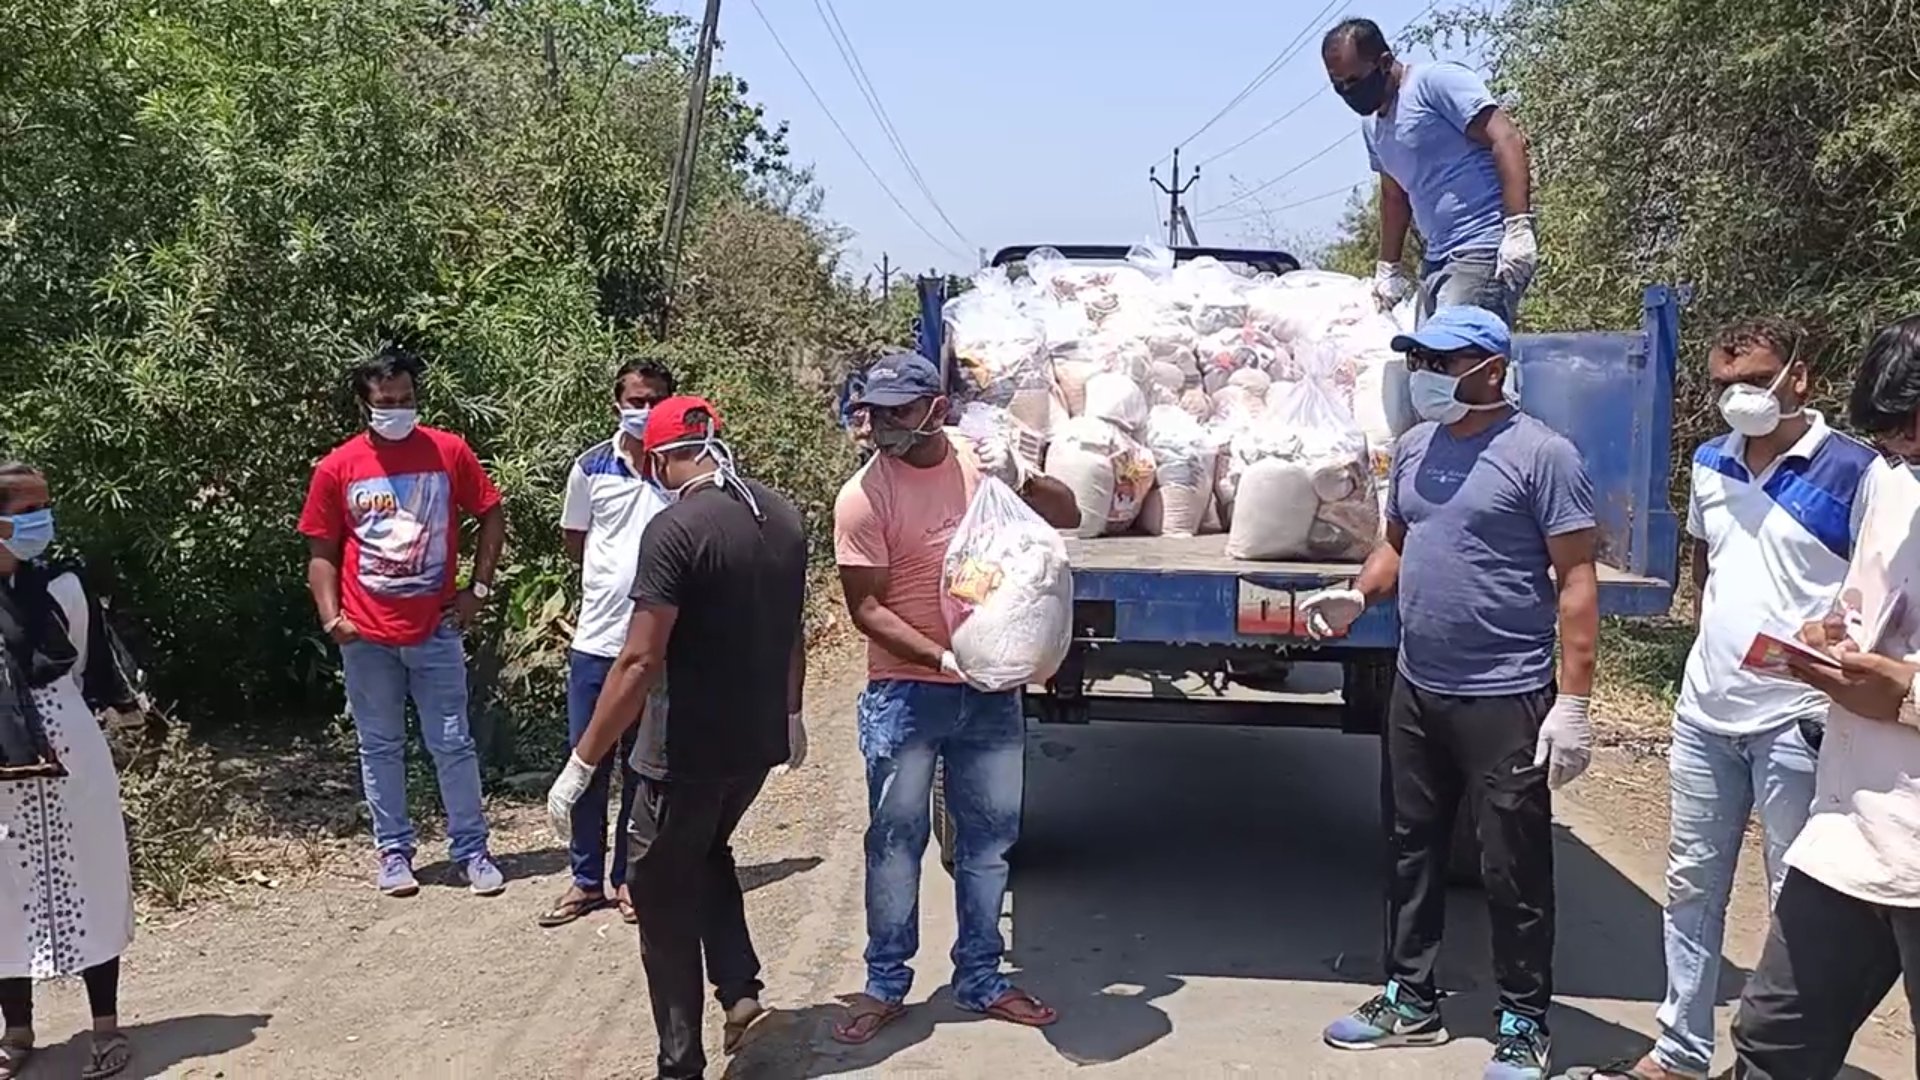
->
[537, 359, 674, 929]
[1592, 319, 1873, 1080]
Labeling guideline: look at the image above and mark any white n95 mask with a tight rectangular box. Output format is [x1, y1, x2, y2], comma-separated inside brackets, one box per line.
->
[1719, 366, 1798, 438]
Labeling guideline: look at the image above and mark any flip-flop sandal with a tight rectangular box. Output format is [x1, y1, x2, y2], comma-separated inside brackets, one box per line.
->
[723, 1000, 767, 1054]
[619, 897, 637, 925]
[82, 1031, 130, 1080]
[980, 988, 1057, 1028]
[831, 996, 906, 1045]
[536, 892, 607, 928]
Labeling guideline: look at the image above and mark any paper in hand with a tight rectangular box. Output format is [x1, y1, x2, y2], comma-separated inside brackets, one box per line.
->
[1741, 629, 1842, 680]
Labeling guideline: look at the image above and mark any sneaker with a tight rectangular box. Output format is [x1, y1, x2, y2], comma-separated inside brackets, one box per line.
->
[461, 853, 506, 896]
[1323, 982, 1449, 1050]
[1484, 1012, 1551, 1080]
[377, 850, 419, 897]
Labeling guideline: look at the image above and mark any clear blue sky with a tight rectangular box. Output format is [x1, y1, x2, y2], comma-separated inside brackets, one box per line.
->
[673, 1, 1468, 279]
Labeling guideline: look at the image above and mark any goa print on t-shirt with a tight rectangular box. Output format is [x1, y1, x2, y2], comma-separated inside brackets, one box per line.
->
[347, 471, 450, 597]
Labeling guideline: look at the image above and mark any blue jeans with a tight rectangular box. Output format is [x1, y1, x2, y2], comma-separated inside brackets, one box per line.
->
[858, 679, 1024, 1012]
[1418, 250, 1521, 328]
[339, 623, 490, 863]
[566, 649, 640, 891]
[1654, 718, 1816, 1075]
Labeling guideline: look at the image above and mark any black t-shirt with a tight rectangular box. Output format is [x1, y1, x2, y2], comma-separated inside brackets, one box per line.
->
[628, 477, 808, 781]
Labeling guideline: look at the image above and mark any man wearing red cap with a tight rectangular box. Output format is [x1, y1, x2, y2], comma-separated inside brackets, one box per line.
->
[546, 396, 808, 1078]
[829, 352, 1079, 1044]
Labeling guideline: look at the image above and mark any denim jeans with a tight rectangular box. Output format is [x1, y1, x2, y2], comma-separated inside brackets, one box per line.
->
[1418, 250, 1521, 328]
[1655, 718, 1816, 1075]
[858, 679, 1024, 1012]
[566, 649, 639, 891]
[339, 623, 490, 863]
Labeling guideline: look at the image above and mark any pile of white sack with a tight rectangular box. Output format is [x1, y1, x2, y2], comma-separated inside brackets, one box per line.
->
[941, 478, 1073, 690]
[940, 243, 1416, 558]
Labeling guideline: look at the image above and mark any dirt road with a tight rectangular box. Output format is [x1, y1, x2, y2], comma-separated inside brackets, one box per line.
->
[28, 644, 1914, 1078]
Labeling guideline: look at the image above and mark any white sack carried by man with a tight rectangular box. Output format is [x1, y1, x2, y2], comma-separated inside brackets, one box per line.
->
[940, 478, 1073, 692]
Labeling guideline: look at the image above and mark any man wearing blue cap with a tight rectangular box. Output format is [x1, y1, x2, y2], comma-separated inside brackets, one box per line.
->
[1301, 307, 1600, 1080]
[829, 352, 1079, 1044]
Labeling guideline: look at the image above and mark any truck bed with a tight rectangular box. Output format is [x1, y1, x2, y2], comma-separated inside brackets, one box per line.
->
[1063, 533, 1668, 590]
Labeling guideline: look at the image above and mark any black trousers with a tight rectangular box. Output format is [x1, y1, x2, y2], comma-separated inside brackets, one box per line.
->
[0, 957, 121, 1028]
[627, 770, 768, 1080]
[1733, 869, 1920, 1079]
[1382, 674, 1556, 1024]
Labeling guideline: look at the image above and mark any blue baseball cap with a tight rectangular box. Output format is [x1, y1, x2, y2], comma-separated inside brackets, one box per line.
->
[852, 351, 943, 407]
[1390, 305, 1512, 357]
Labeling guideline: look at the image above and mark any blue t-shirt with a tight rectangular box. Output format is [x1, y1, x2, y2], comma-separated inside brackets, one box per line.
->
[1387, 412, 1596, 695]
[1364, 62, 1506, 263]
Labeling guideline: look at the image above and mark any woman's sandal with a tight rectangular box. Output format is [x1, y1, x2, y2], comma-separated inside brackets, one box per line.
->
[82, 1030, 130, 1080]
[831, 995, 906, 1045]
[0, 1034, 32, 1080]
[536, 891, 607, 928]
[980, 987, 1057, 1028]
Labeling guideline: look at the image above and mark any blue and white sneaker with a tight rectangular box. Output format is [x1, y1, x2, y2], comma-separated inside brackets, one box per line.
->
[461, 852, 506, 897]
[1484, 1012, 1551, 1080]
[377, 850, 418, 897]
[1323, 982, 1450, 1050]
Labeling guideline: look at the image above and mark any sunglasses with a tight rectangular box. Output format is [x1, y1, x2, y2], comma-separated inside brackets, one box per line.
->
[1405, 347, 1493, 374]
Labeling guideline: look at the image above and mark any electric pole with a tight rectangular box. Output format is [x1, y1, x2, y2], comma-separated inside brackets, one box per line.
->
[874, 253, 892, 301]
[1150, 147, 1200, 249]
[657, 0, 722, 336]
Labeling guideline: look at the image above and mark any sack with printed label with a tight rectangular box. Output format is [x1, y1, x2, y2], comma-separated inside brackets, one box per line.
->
[941, 478, 1073, 692]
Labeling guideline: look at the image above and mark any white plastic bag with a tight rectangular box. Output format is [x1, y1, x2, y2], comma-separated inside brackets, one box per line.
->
[1224, 344, 1380, 561]
[945, 268, 1048, 409]
[941, 478, 1073, 692]
[1083, 370, 1150, 432]
[1044, 417, 1156, 537]
[1139, 406, 1219, 537]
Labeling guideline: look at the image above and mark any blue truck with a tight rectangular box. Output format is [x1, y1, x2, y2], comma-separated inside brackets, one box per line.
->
[902, 245, 1681, 871]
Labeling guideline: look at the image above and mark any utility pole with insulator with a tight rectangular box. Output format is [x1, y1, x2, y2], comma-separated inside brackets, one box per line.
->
[657, 0, 722, 337]
[1150, 148, 1200, 249]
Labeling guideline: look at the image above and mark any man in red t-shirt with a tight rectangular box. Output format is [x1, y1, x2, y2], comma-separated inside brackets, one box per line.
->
[298, 345, 508, 898]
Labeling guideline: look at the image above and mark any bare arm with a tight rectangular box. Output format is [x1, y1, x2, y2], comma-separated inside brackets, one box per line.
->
[472, 503, 506, 586]
[1021, 475, 1082, 530]
[577, 604, 674, 766]
[1548, 528, 1600, 697]
[1378, 175, 1413, 265]
[306, 536, 346, 627]
[563, 529, 587, 564]
[1467, 107, 1532, 218]
[1353, 520, 1407, 605]
[839, 565, 946, 673]
[1689, 538, 1708, 624]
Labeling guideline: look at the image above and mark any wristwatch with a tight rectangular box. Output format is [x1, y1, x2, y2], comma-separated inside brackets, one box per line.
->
[469, 581, 493, 601]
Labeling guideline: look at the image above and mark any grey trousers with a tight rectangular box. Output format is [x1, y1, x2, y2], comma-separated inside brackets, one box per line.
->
[1416, 250, 1521, 329]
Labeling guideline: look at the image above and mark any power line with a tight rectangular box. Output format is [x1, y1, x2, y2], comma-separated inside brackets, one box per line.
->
[808, 0, 975, 250]
[745, 0, 967, 262]
[1197, 130, 1357, 219]
[1155, 0, 1343, 164]
[1203, 182, 1363, 225]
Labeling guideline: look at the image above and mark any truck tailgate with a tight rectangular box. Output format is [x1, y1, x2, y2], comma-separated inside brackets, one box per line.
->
[1062, 534, 1673, 647]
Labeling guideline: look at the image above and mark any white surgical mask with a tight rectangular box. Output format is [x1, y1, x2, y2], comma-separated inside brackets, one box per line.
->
[368, 407, 418, 441]
[1719, 366, 1799, 439]
[1409, 356, 1506, 425]
[619, 407, 651, 440]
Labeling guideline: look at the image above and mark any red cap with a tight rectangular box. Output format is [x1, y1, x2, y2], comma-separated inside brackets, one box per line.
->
[641, 396, 723, 465]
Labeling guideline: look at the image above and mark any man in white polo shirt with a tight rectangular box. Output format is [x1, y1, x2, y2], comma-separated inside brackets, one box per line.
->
[537, 359, 675, 929]
[1733, 314, 1920, 1079]
[1584, 319, 1873, 1080]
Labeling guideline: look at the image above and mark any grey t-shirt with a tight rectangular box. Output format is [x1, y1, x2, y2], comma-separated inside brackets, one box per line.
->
[1387, 412, 1596, 695]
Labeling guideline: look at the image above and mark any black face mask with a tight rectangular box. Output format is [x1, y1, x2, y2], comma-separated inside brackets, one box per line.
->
[1336, 64, 1391, 115]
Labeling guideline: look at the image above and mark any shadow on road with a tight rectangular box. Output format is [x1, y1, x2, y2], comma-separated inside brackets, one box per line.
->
[25, 1012, 270, 1079]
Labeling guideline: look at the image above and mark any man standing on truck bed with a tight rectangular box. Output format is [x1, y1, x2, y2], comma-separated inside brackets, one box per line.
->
[1322, 16, 1536, 327]
[1300, 306, 1599, 1080]
[829, 352, 1079, 1045]
[1572, 318, 1872, 1080]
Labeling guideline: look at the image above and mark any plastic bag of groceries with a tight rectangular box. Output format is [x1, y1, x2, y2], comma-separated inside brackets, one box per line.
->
[941, 477, 1073, 692]
[945, 268, 1049, 417]
[1137, 406, 1220, 538]
[953, 402, 1045, 480]
[1224, 342, 1380, 561]
[1044, 416, 1157, 538]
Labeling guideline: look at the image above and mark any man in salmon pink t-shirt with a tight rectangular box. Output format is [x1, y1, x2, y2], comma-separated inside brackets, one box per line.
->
[827, 352, 1078, 1045]
[298, 344, 508, 899]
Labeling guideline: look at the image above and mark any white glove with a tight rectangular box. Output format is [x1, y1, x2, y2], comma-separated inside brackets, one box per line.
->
[546, 753, 595, 841]
[1298, 587, 1366, 640]
[1496, 213, 1538, 293]
[939, 650, 994, 691]
[1534, 694, 1593, 790]
[772, 711, 808, 775]
[1371, 260, 1413, 311]
[975, 435, 1028, 490]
